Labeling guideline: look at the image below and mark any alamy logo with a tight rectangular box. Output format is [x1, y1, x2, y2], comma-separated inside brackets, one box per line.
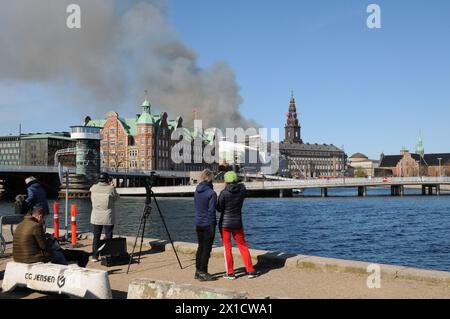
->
[367, 4, 381, 29]
[66, 4, 81, 29]
[366, 264, 381, 289]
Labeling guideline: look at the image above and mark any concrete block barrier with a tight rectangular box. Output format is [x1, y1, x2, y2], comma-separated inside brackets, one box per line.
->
[397, 267, 450, 285]
[2, 261, 112, 299]
[127, 278, 249, 299]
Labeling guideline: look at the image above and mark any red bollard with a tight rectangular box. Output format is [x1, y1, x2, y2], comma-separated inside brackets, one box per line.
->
[71, 204, 77, 246]
[53, 202, 59, 239]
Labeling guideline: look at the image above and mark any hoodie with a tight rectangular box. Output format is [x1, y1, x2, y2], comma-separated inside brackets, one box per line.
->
[217, 183, 246, 230]
[194, 182, 217, 227]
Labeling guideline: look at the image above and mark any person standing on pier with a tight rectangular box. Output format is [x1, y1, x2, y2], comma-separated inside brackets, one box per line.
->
[23, 176, 49, 215]
[194, 169, 217, 282]
[217, 171, 259, 279]
[90, 172, 119, 262]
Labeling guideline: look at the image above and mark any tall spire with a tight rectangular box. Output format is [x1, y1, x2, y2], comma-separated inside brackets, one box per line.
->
[416, 129, 424, 157]
[141, 90, 151, 113]
[284, 91, 303, 144]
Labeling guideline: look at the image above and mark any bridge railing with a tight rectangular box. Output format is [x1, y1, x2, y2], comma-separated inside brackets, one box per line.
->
[104, 169, 189, 178]
[244, 176, 450, 189]
[0, 165, 76, 174]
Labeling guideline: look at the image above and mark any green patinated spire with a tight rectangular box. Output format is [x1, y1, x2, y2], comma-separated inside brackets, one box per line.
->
[416, 130, 425, 157]
[137, 94, 154, 125]
[141, 97, 151, 113]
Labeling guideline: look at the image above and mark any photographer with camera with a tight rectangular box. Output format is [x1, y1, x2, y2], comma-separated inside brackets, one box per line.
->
[90, 172, 120, 262]
[194, 169, 217, 282]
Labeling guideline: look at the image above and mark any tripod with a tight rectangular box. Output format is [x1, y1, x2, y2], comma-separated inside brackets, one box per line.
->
[127, 179, 183, 274]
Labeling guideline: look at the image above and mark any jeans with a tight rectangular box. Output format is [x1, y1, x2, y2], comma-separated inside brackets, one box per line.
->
[51, 250, 68, 265]
[92, 224, 114, 258]
[50, 249, 89, 267]
[195, 225, 215, 273]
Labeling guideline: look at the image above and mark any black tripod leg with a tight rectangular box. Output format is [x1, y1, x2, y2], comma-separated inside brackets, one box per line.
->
[137, 217, 147, 264]
[152, 192, 183, 269]
[127, 213, 144, 274]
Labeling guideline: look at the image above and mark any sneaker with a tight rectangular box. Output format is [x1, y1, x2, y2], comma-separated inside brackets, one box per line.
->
[223, 273, 236, 280]
[247, 271, 260, 279]
[91, 256, 100, 262]
[196, 272, 214, 282]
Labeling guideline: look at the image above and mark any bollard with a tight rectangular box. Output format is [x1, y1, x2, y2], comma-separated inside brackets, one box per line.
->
[53, 202, 59, 239]
[71, 204, 77, 246]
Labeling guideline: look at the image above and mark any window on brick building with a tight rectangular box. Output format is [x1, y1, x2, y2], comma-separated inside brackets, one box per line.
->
[110, 128, 115, 135]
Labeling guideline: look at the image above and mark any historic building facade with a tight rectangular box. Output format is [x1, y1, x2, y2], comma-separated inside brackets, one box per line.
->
[348, 153, 380, 177]
[85, 98, 218, 173]
[279, 94, 347, 178]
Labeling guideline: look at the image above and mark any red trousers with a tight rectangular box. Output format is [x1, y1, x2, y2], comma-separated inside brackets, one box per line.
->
[221, 228, 254, 275]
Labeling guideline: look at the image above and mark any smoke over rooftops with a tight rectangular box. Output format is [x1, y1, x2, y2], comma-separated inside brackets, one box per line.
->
[0, 0, 258, 129]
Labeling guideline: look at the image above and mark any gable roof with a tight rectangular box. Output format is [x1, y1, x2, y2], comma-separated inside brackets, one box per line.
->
[379, 153, 450, 167]
[423, 153, 450, 166]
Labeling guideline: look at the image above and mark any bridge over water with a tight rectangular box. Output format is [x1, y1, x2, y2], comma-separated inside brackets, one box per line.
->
[0, 165, 188, 198]
[117, 177, 450, 197]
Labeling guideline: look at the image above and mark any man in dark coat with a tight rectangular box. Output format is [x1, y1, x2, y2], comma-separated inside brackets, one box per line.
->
[194, 169, 217, 281]
[218, 171, 259, 279]
[24, 176, 49, 215]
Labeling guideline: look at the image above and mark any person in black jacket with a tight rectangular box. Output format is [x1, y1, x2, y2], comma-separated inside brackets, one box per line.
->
[194, 169, 217, 281]
[217, 171, 259, 279]
[24, 176, 49, 215]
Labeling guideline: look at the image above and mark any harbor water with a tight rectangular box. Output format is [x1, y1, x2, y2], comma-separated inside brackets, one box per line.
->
[1, 187, 450, 272]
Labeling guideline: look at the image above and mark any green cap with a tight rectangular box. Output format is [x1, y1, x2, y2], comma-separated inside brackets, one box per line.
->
[224, 171, 238, 183]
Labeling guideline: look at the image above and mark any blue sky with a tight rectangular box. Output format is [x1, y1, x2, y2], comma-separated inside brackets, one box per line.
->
[1, 0, 450, 159]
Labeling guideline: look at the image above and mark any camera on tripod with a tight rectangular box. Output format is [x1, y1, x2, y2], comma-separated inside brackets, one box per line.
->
[147, 171, 159, 187]
[127, 170, 183, 273]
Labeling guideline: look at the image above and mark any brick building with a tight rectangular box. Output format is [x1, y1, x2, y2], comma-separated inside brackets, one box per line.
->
[379, 149, 450, 177]
[85, 98, 218, 173]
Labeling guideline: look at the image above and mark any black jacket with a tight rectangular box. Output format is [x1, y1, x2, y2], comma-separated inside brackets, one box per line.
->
[217, 183, 246, 230]
[194, 182, 217, 227]
[25, 181, 49, 215]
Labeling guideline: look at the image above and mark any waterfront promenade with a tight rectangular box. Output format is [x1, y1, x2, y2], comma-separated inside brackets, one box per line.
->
[1, 230, 450, 299]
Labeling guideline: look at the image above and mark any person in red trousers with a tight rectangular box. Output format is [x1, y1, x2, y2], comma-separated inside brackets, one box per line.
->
[217, 171, 259, 280]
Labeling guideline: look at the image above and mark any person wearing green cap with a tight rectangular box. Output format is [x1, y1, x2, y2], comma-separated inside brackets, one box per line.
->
[217, 171, 259, 279]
